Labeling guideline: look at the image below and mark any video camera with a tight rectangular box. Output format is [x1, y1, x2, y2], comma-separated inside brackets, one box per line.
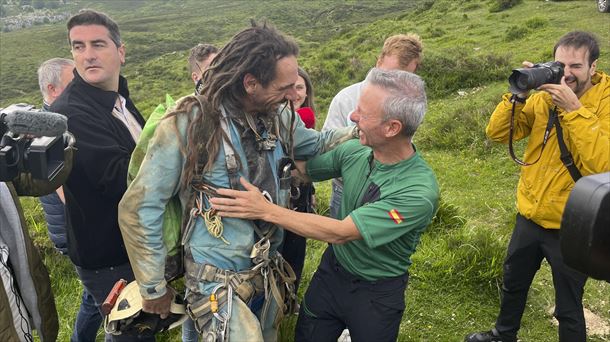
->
[561, 172, 610, 282]
[508, 61, 564, 94]
[0, 103, 68, 182]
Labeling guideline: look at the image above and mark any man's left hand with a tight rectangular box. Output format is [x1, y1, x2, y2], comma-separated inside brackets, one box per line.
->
[142, 287, 175, 319]
[538, 76, 582, 112]
[210, 177, 274, 220]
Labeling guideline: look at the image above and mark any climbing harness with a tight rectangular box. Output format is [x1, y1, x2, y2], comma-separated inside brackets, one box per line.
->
[181, 103, 300, 341]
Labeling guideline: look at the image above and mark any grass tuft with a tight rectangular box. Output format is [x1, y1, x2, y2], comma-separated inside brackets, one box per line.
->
[505, 25, 530, 41]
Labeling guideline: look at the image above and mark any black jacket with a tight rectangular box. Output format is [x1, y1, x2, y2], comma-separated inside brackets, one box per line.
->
[50, 70, 145, 269]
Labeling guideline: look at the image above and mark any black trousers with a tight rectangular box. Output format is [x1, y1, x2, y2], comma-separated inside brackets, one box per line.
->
[281, 183, 315, 291]
[495, 214, 588, 341]
[281, 230, 306, 290]
[295, 247, 408, 342]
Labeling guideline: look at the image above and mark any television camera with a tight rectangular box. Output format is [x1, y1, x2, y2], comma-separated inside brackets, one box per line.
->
[0, 103, 69, 182]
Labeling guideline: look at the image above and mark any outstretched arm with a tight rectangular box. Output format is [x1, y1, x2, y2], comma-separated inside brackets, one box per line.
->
[210, 177, 361, 244]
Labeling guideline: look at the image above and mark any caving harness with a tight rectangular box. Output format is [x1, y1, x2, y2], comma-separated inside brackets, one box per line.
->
[180, 103, 299, 341]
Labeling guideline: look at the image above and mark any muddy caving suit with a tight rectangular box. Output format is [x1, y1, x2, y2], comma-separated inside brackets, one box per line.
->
[119, 98, 357, 341]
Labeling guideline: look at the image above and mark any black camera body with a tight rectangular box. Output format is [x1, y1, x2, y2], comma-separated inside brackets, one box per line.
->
[508, 61, 565, 94]
[0, 104, 65, 182]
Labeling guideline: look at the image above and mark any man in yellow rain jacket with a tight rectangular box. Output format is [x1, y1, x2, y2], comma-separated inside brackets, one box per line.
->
[466, 31, 609, 342]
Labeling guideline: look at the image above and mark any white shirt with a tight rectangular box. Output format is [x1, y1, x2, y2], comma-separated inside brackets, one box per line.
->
[322, 81, 363, 131]
[112, 95, 142, 142]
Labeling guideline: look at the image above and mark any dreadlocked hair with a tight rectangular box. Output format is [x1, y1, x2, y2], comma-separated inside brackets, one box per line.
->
[173, 20, 299, 189]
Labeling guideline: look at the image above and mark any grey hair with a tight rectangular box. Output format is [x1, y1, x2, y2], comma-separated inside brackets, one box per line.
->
[37, 58, 74, 100]
[365, 67, 427, 138]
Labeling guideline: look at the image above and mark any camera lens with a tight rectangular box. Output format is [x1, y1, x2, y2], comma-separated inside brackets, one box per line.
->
[515, 74, 530, 92]
[508, 61, 564, 94]
[509, 69, 533, 93]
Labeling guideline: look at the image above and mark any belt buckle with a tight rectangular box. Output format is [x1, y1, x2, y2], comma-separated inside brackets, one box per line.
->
[250, 238, 270, 264]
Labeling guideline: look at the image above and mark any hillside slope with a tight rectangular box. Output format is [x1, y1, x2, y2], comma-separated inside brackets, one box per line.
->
[2, 0, 609, 341]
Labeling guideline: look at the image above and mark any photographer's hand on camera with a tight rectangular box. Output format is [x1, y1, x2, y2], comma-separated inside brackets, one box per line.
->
[538, 76, 582, 112]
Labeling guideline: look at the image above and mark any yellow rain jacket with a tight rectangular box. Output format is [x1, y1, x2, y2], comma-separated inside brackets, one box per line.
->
[487, 71, 609, 229]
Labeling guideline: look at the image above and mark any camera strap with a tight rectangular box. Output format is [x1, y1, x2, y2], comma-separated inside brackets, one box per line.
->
[551, 107, 582, 182]
[508, 99, 582, 182]
[508, 96, 553, 166]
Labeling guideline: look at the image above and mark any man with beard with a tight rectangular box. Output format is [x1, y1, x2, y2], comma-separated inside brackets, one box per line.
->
[466, 31, 609, 342]
[118, 22, 358, 341]
[208, 68, 439, 342]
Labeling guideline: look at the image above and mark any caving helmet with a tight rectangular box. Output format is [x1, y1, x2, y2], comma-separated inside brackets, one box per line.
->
[104, 281, 187, 338]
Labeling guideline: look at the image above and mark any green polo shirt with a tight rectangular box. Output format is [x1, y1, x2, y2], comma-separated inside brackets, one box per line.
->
[307, 139, 439, 280]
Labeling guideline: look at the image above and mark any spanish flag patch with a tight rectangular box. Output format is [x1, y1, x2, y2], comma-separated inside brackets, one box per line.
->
[388, 209, 404, 224]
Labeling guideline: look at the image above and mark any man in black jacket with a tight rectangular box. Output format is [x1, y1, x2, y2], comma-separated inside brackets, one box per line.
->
[38, 57, 104, 342]
[50, 9, 149, 342]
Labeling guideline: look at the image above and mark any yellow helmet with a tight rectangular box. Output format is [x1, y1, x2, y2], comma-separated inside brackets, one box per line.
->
[104, 281, 187, 338]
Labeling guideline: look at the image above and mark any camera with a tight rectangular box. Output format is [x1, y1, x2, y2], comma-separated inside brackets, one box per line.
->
[1, 104, 66, 182]
[508, 61, 565, 94]
[561, 172, 610, 282]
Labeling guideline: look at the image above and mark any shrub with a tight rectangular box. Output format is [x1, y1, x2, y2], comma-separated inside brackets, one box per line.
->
[415, 0, 435, 14]
[417, 48, 511, 99]
[505, 25, 529, 41]
[416, 84, 503, 152]
[427, 25, 446, 38]
[525, 16, 548, 29]
[489, 0, 522, 13]
[464, 2, 482, 11]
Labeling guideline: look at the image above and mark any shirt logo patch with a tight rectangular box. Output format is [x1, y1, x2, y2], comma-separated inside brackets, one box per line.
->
[388, 209, 404, 224]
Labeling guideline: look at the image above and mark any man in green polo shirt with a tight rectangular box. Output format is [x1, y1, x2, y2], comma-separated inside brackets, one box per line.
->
[210, 67, 439, 341]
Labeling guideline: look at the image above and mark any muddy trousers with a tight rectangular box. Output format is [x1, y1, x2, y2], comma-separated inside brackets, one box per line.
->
[187, 288, 280, 342]
[295, 247, 408, 342]
[495, 214, 588, 342]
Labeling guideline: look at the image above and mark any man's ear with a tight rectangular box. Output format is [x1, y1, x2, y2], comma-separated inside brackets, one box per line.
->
[589, 59, 597, 76]
[243, 73, 258, 95]
[385, 119, 402, 138]
[118, 43, 126, 65]
[47, 83, 58, 98]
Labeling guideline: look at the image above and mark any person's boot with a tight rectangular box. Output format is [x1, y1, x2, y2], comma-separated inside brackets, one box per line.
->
[464, 328, 516, 342]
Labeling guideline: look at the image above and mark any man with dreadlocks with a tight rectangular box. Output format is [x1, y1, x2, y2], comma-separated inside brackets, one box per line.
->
[118, 22, 358, 341]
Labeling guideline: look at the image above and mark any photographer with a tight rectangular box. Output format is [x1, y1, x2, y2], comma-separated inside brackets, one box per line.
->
[466, 31, 609, 342]
[1, 107, 75, 341]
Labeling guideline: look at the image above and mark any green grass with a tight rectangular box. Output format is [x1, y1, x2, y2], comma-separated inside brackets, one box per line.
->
[5, 0, 610, 341]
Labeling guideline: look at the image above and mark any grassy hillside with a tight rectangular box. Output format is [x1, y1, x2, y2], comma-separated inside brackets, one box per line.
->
[2, 0, 609, 341]
[0, 0, 414, 111]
